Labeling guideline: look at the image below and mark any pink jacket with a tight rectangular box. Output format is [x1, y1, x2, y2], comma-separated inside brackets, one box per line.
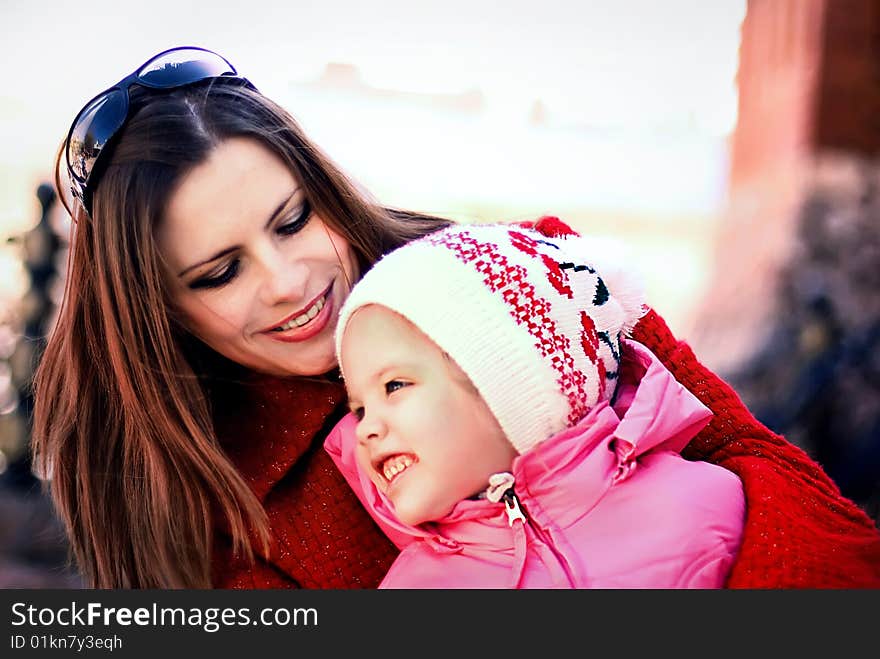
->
[325, 340, 745, 588]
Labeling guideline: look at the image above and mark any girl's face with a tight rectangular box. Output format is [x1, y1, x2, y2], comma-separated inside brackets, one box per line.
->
[341, 305, 516, 527]
[157, 137, 359, 377]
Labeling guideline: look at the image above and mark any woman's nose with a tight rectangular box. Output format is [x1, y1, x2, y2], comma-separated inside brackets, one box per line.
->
[258, 245, 308, 307]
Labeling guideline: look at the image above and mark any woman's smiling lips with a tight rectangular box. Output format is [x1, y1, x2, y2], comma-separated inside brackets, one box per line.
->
[260, 283, 335, 343]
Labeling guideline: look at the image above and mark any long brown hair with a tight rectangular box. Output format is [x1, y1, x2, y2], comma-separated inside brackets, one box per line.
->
[32, 80, 452, 588]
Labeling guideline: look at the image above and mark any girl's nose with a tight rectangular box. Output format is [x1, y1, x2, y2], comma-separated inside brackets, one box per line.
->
[355, 410, 387, 445]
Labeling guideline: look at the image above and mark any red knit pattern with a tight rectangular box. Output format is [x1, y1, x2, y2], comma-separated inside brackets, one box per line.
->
[426, 228, 589, 425]
[509, 229, 574, 298]
[580, 311, 607, 400]
[528, 215, 880, 588]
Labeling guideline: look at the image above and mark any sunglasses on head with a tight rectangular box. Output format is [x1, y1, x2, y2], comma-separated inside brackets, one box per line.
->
[62, 45, 255, 217]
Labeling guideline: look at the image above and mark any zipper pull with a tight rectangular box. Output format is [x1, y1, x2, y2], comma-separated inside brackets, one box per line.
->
[501, 489, 527, 527]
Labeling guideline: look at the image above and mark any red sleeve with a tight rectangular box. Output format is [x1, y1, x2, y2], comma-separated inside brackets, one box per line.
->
[529, 215, 880, 588]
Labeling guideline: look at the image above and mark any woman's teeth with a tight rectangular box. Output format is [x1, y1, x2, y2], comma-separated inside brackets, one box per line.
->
[273, 296, 325, 331]
[382, 454, 415, 482]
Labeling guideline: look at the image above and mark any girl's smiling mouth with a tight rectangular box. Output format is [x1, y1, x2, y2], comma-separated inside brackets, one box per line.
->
[377, 453, 418, 485]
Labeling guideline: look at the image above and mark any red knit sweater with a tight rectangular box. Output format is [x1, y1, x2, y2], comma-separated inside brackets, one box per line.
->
[211, 216, 880, 589]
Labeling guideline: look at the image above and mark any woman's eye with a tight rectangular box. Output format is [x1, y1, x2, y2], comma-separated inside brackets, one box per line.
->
[277, 200, 312, 236]
[385, 380, 409, 395]
[189, 259, 240, 290]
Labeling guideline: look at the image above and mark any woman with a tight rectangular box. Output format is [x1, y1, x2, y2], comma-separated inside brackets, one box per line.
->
[33, 46, 880, 589]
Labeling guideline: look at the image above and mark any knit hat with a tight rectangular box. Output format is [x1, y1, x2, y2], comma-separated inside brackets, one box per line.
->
[336, 223, 647, 454]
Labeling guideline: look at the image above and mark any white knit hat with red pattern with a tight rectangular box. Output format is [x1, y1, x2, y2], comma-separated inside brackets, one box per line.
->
[336, 223, 647, 454]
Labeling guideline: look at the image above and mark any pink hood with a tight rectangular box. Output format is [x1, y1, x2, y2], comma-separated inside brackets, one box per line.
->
[325, 339, 745, 588]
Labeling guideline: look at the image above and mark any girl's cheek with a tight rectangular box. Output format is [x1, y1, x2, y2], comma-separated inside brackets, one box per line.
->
[355, 446, 373, 480]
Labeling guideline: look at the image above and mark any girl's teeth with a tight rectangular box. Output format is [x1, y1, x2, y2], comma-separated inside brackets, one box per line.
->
[275, 296, 325, 331]
[382, 455, 414, 481]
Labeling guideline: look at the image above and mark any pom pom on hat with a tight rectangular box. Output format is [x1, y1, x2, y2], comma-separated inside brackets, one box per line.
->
[336, 223, 647, 454]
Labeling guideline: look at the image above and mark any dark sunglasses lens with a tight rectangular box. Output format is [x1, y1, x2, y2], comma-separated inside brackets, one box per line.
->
[136, 49, 235, 87]
[67, 90, 128, 182]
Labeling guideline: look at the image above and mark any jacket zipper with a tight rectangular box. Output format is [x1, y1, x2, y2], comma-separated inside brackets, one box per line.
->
[501, 489, 527, 526]
[500, 487, 577, 586]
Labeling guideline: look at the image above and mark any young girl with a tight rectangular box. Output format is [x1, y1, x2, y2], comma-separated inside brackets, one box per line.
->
[327, 223, 746, 587]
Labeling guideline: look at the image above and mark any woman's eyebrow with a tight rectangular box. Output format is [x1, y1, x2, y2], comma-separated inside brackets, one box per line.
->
[177, 189, 300, 277]
[262, 188, 300, 230]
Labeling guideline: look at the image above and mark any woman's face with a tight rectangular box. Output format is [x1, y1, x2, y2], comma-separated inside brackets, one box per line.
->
[156, 137, 359, 377]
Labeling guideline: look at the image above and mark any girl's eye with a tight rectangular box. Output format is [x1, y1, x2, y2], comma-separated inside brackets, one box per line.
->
[385, 380, 409, 395]
[189, 259, 240, 290]
[277, 200, 312, 236]
[352, 406, 364, 421]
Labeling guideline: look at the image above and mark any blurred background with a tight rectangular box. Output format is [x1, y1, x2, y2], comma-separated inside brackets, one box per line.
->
[0, 0, 877, 587]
